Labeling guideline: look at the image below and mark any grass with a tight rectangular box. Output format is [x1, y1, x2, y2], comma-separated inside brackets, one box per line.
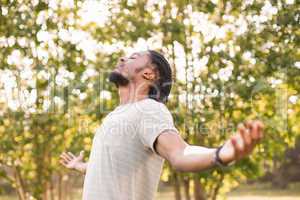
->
[227, 182, 300, 200]
[154, 182, 300, 200]
[1, 183, 300, 200]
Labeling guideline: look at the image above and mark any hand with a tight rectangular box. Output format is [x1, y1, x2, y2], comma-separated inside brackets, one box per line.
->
[219, 120, 264, 164]
[59, 151, 85, 171]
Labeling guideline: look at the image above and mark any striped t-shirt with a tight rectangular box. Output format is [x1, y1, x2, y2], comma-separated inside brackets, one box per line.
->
[82, 98, 178, 200]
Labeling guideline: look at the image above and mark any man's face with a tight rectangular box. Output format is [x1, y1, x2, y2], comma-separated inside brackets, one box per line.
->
[109, 51, 153, 86]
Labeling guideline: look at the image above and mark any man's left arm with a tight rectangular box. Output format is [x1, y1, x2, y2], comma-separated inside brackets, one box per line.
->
[155, 120, 264, 172]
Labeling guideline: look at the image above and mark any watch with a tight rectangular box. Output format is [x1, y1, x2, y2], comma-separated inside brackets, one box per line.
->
[214, 145, 235, 168]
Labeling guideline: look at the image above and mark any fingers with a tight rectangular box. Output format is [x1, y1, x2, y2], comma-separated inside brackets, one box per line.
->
[248, 120, 264, 142]
[238, 123, 252, 147]
[256, 121, 264, 139]
[239, 124, 254, 155]
[59, 151, 84, 168]
[240, 120, 264, 150]
[67, 152, 76, 159]
[231, 134, 244, 160]
[228, 120, 265, 162]
[60, 152, 71, 162]
[244, 121, 252, 131]
[60, 152, 73, 162]
[59, 159, 68, 167]
[78, 151, 84, 159]
[230, 136, 240, 160]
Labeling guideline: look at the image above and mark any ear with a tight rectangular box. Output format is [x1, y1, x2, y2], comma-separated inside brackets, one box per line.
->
[142, 68, 156, 81]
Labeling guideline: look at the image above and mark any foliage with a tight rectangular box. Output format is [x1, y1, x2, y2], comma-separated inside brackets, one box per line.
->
[0, 0, 299, 199]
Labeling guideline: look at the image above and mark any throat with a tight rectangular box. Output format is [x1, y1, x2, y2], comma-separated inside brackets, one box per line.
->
[118, 85, 149, 105]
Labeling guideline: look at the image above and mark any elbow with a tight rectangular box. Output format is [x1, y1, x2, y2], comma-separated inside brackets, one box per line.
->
[171, 162, 190, 173]
[173, 165, 187, 172]
[167, 144, 191, 172]
[169, 154, 200, 173]
[169, 156, 188, 172]
[171, 161, 198, 173]
[171, 162, 183, 172]
[170, 160, 181, 172]
[167, 147, 191, 173]
[168, 152, 181, 172]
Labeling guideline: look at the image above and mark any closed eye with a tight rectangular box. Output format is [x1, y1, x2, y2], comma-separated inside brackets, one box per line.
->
[129, 53, 140, 59]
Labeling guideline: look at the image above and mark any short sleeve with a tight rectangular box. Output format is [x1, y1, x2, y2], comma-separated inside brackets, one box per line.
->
[138, 99, 179, 154]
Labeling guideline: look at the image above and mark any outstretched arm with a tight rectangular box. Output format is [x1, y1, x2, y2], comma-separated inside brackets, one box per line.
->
[59, 151, 88, 174]
[155, 120, 264, 172]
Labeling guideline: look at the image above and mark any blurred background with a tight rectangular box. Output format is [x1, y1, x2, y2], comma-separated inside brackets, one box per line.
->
[0, 0, 299, 199]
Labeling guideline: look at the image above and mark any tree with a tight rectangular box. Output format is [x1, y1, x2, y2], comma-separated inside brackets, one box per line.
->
[0, 0, 299, 199]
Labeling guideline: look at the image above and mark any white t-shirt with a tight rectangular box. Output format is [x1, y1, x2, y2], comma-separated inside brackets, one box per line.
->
[82, 98, 179, 200]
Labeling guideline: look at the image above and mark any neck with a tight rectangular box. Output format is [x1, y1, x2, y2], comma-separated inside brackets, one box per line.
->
[118, 83, 149, 105]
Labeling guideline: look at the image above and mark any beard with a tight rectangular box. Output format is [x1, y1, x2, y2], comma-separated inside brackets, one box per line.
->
[108, 71, 130, 87]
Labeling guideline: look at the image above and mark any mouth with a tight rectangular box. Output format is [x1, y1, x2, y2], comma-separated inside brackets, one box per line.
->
[112, 65, 122, 73]
[115, 63, 124, 71]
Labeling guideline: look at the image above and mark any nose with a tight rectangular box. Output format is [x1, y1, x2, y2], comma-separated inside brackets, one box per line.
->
[119, 56, 127, 63]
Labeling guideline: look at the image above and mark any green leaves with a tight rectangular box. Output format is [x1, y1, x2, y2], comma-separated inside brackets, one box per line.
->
[0, 0, 299, 199]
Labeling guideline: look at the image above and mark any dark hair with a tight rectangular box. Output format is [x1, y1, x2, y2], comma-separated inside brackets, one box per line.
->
[148, 50, 172, 104]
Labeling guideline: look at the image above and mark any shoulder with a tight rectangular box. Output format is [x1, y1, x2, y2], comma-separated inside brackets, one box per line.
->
[139, 98, 171, 114]
[135, 99, 174, 123]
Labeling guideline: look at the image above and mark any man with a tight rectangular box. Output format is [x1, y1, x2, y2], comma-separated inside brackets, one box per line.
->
[60, 50, 264, 200]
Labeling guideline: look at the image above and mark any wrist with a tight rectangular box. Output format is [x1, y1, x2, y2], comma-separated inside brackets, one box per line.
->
[214, 145, 235, 167]
[74, 162, 86, 173]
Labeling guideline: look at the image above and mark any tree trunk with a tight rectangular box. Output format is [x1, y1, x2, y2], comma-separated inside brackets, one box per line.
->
[57, 173, 62, 200]
[50, 180, 55, 200]
[43, 181, 48, 200]
[211, 173, 224, 200]
[14, 167, 27, 200]
[193, 176, 206, 200]
[173, 172, 182, 200]
[183, 176, 191, 200]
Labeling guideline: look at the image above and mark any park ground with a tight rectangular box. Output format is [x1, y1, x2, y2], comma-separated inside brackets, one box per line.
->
[1, 182, 300, 200]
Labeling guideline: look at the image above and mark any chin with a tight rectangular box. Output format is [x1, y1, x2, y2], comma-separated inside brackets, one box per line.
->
[113, 68, 121, 73]
[108, 71, 129, 86]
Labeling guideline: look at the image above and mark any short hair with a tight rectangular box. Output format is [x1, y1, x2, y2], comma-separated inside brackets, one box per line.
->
[148, 50, 172, 104]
